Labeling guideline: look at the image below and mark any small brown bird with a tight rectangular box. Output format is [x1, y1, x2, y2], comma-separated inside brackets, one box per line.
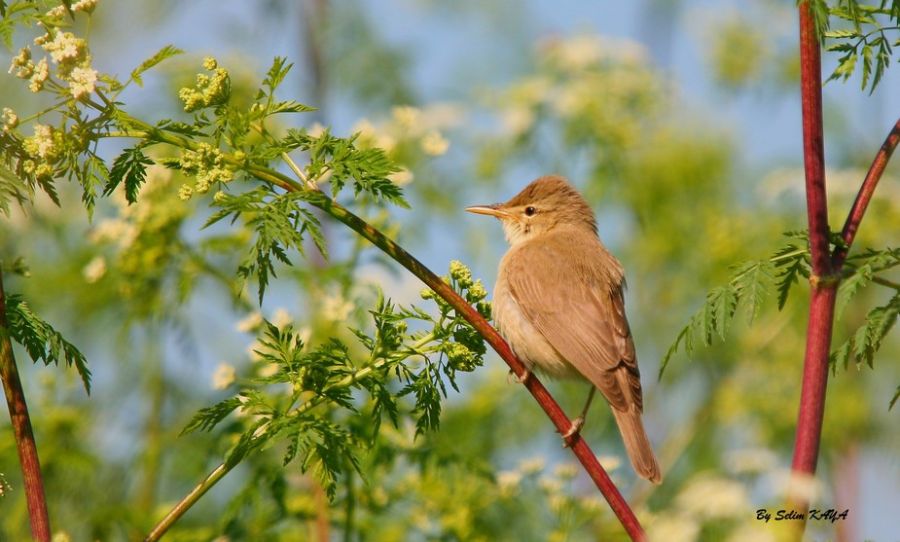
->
[467, 175, 661, 483]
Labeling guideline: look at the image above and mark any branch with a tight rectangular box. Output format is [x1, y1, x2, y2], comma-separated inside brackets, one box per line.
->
[789, 4, 840, 536]
[0, 270, 51, 541]
[832, 117, 900, 268]
[800, 2, 831, 279]
[143, 163, 646, 541]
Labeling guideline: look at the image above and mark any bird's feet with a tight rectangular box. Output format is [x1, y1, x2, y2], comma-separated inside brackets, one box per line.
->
[561, 416, 584, 448]
[507, 368, 531, 385]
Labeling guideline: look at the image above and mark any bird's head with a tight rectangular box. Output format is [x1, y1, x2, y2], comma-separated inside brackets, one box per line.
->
[466, 175, 597, 246]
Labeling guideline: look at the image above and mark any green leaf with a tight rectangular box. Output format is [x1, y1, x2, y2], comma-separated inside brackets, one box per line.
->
[825, 42, 857, 53]
[731, 260, 774, 322]
[702, 286, 737, 343]
[79, 155, 108, 219]
[860, 43, 873, 89]
[181, 396, 243, 434]
[130, 45, 184, 87]
[268, 100, 316, 115]
[771, 234, 810, 310]
[104, 146, 153, 204]
[832, 52, 858, 81]
[831, 292, 900, 370]
[0, 164, 29, 216]
[890, 386, 900, 410]
[263, 56, 292, 94]
[823, 29, 859, 38]
[835, 264, 872, 318]
[659, 326, 688, 378]
[5, 294, 91, 393]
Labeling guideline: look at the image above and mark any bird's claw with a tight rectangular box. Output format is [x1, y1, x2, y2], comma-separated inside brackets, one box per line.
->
[507, 369, 531, 385]
[561, 416, 584, 448]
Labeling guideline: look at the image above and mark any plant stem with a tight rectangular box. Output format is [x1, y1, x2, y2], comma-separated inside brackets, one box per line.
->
[799, 6, 831, 280]
[143, 462, 231, 542]
[789, 2, 836, 533]
[832, 117, 900, 268]
[0, 271, 51, 542]
[790, 8, 900, 537]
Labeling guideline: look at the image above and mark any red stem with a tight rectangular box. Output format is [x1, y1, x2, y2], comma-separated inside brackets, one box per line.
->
[790, 2, 835, 526]
[832, 118, 900, 268]
[790, 5, 900, 533]
[0, 273, 51, 541]
[790, 286, 836, 473]
[799, 2, 831, 279]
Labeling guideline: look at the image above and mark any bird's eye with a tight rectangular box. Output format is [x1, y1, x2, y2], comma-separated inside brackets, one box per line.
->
[525, 206, 536, 216]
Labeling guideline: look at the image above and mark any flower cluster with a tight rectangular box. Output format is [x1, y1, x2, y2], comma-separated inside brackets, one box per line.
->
[8, 47, 50, 93]
[35, 30, 99, 98]
[420, 260, 490, 320]
[45, 0, 99, 18]
[21, 124, 64, 179]
[178, 57, 231, 112]
[2, 108, 19, 132]
[177, 143, 235, 199]
[9, 26, 99, 98]
[449, 259, 489, 310]
[444, 342, 478, 372]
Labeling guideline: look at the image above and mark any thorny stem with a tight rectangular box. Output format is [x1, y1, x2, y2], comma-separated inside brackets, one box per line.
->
[0, 271, 51, 542]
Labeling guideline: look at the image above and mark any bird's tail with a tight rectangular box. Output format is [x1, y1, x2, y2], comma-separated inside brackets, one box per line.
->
[612, 406, 662, 484]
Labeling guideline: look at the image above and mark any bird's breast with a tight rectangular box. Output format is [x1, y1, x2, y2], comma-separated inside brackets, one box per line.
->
[493, 270, 581, 380]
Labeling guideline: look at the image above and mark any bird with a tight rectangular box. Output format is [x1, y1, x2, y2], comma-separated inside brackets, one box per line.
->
[466, 175, 661, 483]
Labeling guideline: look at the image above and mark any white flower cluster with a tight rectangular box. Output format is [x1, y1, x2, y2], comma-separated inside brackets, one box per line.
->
[7, 47, 49, 93]
[2, 108, 19, 132]
[31, 28, 99, 99]
[45, 0, 99, 18]
[9, 25, 99, 98]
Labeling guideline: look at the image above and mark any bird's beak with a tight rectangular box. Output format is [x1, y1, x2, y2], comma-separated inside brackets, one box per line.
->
[465, 203, 511, 219]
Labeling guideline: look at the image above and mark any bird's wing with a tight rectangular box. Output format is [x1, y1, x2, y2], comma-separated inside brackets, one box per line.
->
[505, 237, 642, 412]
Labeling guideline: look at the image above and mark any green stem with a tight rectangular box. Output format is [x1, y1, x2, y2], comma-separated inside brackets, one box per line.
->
[143, 463, 230, 542]
[342, 466, 355, 542]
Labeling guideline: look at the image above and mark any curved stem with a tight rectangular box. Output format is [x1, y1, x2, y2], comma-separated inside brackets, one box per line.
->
[143, 462, 231, 542]
[832, 117, 900, 268]
[0, 271, 51, 542]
